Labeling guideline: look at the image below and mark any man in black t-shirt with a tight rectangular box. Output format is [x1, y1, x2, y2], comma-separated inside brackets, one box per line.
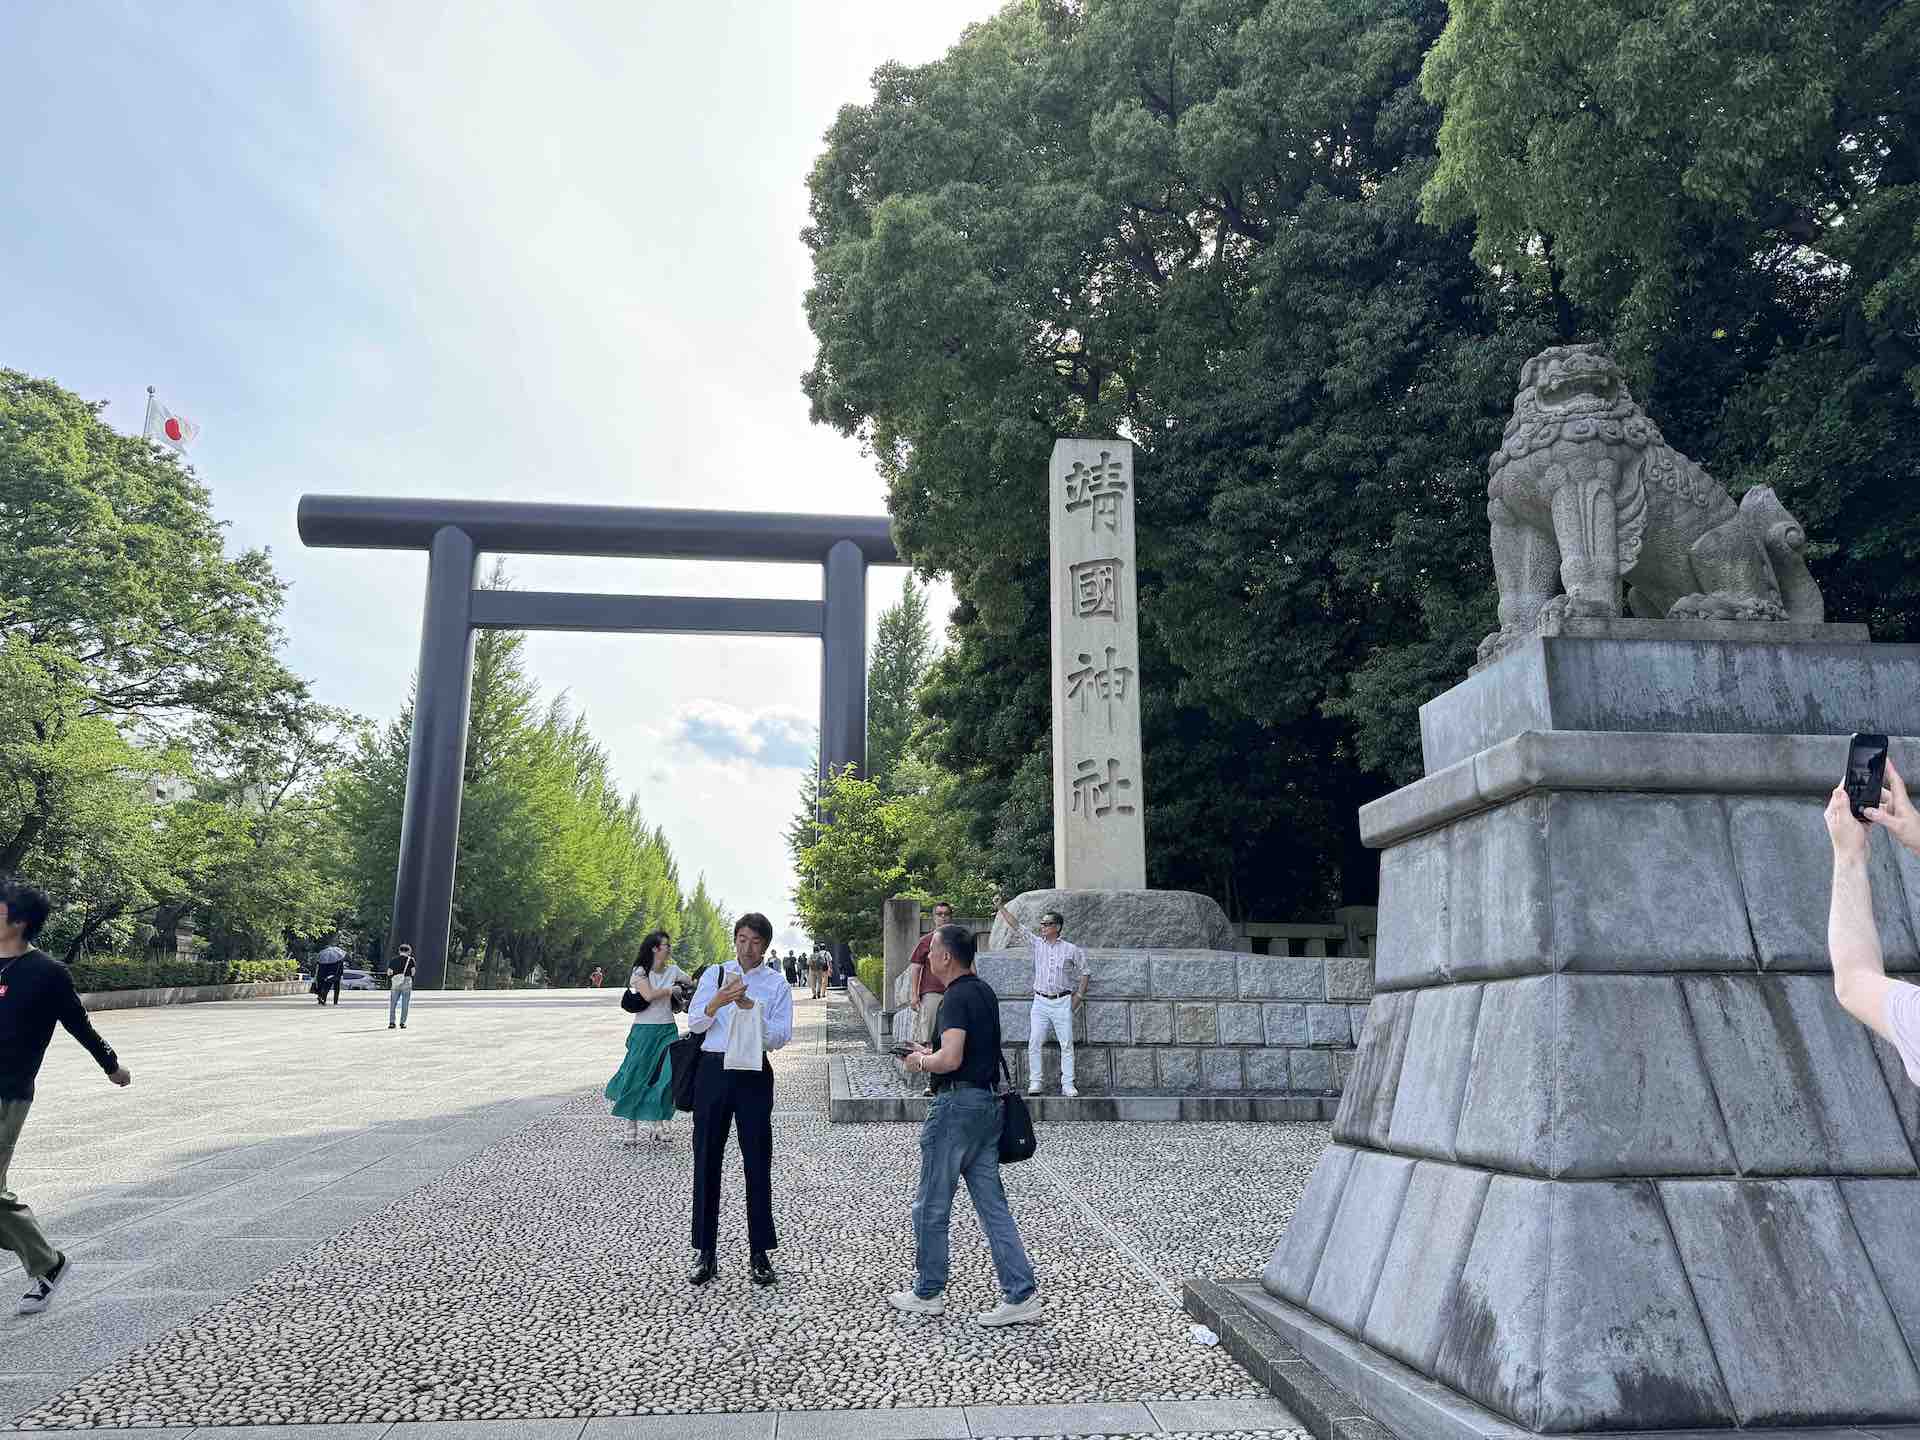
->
[889, 925, 1040, 1327]
[0, 882, 132, 1316]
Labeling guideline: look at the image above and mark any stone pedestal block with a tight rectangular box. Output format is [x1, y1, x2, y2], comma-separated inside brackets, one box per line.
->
[1251, 635, 1920, 1434]
[881, 896, 921, 1015]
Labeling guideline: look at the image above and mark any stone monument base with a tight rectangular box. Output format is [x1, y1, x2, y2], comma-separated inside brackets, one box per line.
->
[1239, 630, 1920, 1436]
[989, 888, 1234, 950]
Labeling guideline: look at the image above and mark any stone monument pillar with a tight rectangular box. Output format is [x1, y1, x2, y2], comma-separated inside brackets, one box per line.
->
[881, 897, 920, 1015]
[1049, 438, 1145, 890]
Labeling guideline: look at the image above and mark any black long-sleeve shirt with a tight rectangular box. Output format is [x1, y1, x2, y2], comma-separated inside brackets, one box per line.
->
[0, 948, 120, 1102]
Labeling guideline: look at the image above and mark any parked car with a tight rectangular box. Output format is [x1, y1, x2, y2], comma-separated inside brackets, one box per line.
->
[341, 968, 377, 991]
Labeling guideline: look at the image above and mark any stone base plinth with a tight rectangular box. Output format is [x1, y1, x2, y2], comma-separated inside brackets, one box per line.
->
[1433, 620, 1909, 771]
[1256, 635, 1920, 1434]
[991, 889, 1235, 950]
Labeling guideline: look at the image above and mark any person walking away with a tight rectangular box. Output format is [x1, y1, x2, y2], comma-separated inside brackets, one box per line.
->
[0, 882, 133, 1315]
[890, 923, 1040, 1325]
[686, 912, 794, 1287]
[387, 944, 417, 1030]
[607, 930, 689, 1145]
[313, 938, 346, 1006]
[1825, 757, 1920, 1080]
[809, 944, 829, 1000]
[906, 902, 956, 1098]
[995, 900, 1091, 1097]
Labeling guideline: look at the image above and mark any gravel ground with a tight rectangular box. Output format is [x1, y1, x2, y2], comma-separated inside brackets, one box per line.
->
[13, 992, 1330, 1431]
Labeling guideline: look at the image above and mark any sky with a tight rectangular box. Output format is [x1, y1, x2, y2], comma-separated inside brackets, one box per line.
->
[2, 0, 994, 951]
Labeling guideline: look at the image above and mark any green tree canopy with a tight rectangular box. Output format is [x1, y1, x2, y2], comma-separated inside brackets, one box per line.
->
[866, 575, 936, 790]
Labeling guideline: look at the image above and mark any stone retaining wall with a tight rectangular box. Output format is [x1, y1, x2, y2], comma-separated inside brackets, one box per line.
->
[974, 949, 1370, 1094]
[78, 980, 309, 1011]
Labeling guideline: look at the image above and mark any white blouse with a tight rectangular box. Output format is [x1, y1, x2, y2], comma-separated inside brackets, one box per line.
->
[629, 963, 689, 1025]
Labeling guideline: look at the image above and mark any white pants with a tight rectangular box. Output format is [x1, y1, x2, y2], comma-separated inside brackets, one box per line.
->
[1029, 993, 1075, 1089]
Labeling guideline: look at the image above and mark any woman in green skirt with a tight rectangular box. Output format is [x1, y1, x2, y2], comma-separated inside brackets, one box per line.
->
[606, 931, 689, 1145]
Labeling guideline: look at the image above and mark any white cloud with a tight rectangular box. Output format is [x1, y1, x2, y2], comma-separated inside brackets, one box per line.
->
[669, 701, 815, 771]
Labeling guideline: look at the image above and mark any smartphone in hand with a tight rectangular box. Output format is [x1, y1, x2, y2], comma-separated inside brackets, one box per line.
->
[888, 1042, 918, 1058]
[1845, 733, 1891, 822]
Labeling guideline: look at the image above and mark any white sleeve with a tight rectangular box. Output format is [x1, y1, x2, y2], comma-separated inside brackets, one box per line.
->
[687, 966, 723, 1034]
[764, 975, 795, 1051]
[1887, 979, 1920, 1085]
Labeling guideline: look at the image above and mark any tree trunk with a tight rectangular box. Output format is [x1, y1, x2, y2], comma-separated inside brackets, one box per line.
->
[0, 806, 52, 876]
[61, 906, 124, 966]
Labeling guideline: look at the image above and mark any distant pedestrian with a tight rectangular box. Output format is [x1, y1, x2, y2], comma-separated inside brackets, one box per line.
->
[783, 950, 798, 986]
[313, 939, 347, 1006]
[890, 923, 1040, 1326]
[996, 900, 1090, 1098]
[809, 944, 829, 999]
[0, 881, 133, 1316]
[907, 902, 956, 1098]
[589, 966, 606, 989]
[387, 944, 416, 1030]
[607, 931, 689, 1146]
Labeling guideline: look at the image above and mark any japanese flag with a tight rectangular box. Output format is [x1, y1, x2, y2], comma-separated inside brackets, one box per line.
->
[143, 391, 200, 451]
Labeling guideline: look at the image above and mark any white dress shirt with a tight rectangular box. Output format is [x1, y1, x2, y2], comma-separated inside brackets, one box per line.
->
[687, 960, 795, 1054]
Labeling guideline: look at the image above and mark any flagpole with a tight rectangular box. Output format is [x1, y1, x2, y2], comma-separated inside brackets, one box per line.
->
[143, 385, 156, 441]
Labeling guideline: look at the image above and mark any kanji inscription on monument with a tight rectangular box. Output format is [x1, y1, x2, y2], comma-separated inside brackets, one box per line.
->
[1049, 439, 1145, 888]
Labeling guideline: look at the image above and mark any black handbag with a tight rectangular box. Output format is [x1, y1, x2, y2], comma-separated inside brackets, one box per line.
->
[996, 1054, 1037, 1165]
[667, 1029, 704, 1112]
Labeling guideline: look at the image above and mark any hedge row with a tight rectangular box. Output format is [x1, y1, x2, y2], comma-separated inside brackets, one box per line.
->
[68, 956, 301, 992]
[855, 955, 884, 999]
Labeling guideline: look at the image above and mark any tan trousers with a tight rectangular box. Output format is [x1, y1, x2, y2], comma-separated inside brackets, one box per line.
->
[912, 996, 940, 1046]
[0, 1099, 59, 1280]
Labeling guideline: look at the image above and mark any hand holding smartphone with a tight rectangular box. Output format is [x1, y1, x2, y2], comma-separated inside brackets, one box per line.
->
[1844, 733, 1890, 823]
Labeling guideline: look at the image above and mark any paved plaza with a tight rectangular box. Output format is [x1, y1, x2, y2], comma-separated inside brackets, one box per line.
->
[1, 988, 1324, 1438]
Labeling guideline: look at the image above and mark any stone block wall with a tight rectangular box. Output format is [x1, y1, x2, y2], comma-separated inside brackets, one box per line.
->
[975, 948, 1369, 1094]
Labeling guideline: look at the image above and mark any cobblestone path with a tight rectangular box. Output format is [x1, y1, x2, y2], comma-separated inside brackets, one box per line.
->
[2, 988, 1326, 1438]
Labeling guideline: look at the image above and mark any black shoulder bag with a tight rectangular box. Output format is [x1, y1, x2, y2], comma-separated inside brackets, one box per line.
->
[996, 1053, 1037, 1165]
[664, 965, 727, 1113]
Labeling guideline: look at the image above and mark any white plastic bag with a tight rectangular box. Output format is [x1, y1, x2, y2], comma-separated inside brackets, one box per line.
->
[723, 970, 765, 1071]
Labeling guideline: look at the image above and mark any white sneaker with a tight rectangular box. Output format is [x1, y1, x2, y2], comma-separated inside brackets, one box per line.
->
[17, 1252, 69, 1316]
[1061, 1085, 1079, 1098]
[1027, 1082, 1042, 1096]
[888, 1289, 946, 1316]
[976, 1294, 1043, 1327]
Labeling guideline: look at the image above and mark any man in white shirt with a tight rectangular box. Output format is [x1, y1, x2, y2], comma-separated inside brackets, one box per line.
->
[685, 911, 794, 1287]
[1826, 759, 1920, 1083]
[996, 900, 1091, 1098]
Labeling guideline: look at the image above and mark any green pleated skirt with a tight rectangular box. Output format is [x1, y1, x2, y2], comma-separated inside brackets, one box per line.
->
[606, 1022, 677, 1121]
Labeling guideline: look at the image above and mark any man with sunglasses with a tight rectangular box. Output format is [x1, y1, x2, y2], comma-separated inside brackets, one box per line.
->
[995, 899, 1091, 1097]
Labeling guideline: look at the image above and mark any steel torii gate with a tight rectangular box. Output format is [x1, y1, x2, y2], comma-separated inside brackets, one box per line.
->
[298, 494, 898, 987]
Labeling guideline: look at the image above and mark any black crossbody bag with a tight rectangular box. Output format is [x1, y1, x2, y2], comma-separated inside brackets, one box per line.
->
[996, 1053, 1037, 1165]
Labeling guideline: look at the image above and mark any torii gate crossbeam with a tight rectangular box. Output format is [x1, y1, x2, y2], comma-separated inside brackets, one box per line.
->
[298, 494, 899, 987]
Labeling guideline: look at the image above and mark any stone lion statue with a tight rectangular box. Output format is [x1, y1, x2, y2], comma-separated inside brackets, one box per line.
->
[1478, 343, 1823, 665]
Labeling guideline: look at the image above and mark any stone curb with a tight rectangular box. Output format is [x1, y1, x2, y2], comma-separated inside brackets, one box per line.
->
[76, 981, 309, 1011]
[830, 1060, 1338, 1125]
[1182, 1279, 1394, 1440]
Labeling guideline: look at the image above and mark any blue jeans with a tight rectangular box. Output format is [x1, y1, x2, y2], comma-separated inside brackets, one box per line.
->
[912, 1087, 1036, 1303]
[388, 986, 411, 1025]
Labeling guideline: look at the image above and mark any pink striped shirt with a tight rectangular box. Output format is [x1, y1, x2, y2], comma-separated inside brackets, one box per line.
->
[1006, 919, 1090, 996]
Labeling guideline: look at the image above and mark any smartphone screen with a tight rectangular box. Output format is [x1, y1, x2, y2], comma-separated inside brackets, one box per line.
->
[1845, 733, 1890, 822]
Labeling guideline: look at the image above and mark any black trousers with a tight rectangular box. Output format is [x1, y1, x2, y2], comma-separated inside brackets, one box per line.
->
[690, 1051, 776, 1254]
[316, 967, 342, 1004]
